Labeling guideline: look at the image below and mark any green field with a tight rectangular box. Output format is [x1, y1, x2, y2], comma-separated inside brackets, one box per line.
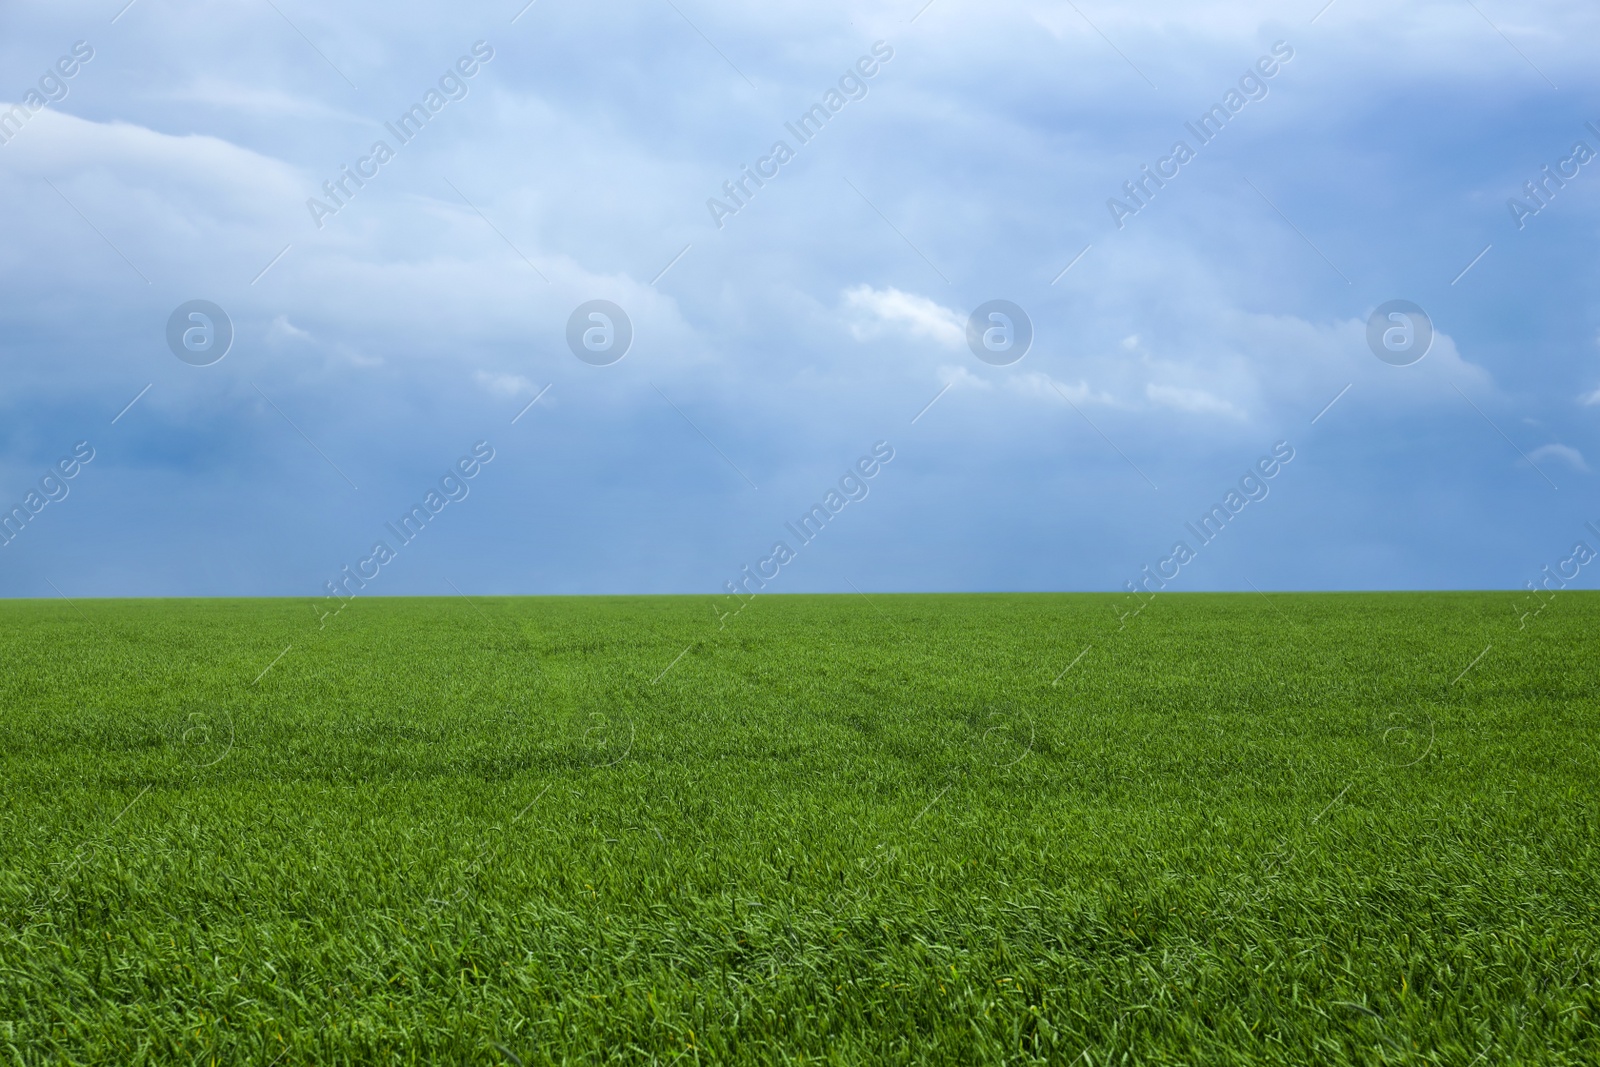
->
[1, 592, 1596, 1064]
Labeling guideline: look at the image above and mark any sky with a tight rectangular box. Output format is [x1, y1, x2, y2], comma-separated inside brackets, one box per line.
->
[1, 0, 1598, 599]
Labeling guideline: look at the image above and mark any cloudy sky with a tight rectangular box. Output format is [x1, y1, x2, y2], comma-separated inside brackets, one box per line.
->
[1, 0, 1597, 598]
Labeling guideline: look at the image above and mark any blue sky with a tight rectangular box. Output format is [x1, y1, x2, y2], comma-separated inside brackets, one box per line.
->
[1, 0, 1597, 598]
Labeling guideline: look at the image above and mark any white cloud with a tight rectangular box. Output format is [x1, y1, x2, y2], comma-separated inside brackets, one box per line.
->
[155, 80, 371, 125]
[473, 370, 537, 397]
[1145, 383, 1245, 419]
[342, 348, 384, 368]
[1023, 374, 1115, 406]
[1528, 443, 1589, 472]
[268, 315, 312, 342]
[934, 364, 993, 391]
[843, 285, 965, 349]
[2, 106, 303, 207]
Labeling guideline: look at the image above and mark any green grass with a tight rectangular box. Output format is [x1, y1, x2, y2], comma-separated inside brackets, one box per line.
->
[1, 591, 1596, 1065]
